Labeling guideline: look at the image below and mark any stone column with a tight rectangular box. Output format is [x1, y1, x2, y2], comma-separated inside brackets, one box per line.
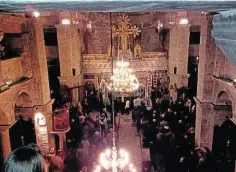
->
[195, 99, 214, 149]
[197, 16, 216, 102]
[56, 24, 82, 104]
[24, 18, 55, 152]
[25, 18, 51, 105]
[168, 24, 190, 88]
[0, 128, 11, 160]
[21, 34, 33, 78]
[195, 15, 217, 150]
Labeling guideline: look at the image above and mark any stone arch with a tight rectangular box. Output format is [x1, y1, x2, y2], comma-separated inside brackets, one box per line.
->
[214, 84, 234, 105]
[212, 91, 235, 171]
[214, 90, 233, 124]
[216, 91, 232, 105]
[14, 92, 33, 108]
[10, 92, 36, 150]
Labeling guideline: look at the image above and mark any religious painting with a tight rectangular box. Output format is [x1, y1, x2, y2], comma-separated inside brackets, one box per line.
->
[53, 110, 69, 131]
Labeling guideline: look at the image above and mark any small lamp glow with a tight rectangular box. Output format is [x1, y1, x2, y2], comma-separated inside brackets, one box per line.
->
[179, 18, 189, 25]
[33, 11, 40, 18]
[62, 19, 71, 25]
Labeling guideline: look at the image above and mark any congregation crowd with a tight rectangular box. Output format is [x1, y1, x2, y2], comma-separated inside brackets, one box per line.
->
[2, 86, 235, 172]
[133, 88, 206, 172]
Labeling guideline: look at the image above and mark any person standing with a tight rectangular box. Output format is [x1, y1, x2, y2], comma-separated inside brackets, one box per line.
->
[99, 112, 107, 137]
[125, 99, 130, 115]
[134, 107, 142, 136]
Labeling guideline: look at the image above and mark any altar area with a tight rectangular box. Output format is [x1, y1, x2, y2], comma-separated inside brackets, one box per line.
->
[81, 14, 169, 93]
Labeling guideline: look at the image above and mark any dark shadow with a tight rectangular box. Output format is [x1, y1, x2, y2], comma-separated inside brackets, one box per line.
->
[9, 116, 36, 151]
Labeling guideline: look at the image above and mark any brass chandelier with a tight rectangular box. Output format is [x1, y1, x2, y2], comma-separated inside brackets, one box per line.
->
[94, 13, 138, 172]
[107, 59, 139, 93]
[107, 13, 140, 93]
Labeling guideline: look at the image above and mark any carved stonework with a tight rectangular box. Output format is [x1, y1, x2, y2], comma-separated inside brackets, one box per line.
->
[82, 59, 167, 71]
[142, 52, 167, 59]
[83, 54, 109, 62]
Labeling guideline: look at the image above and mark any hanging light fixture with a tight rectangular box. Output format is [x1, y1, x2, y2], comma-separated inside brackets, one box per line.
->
[95, 13, 137, 172]
[107, 59, 139, 93]
[107, 14, 140, 93]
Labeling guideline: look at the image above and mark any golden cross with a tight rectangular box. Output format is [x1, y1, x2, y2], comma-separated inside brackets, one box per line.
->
[112, 14, 141, 50]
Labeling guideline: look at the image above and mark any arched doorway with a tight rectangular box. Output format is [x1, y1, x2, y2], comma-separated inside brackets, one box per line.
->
[14, 92, 33, 107]
[212, 91, 235, 172]
[10, 92, 36, 151]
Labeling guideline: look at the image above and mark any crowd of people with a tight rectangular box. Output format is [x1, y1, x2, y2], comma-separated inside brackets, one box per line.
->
[51, 100, 117, 172]
[132, 92, 204, 172]
[130, 86, 233, 172]
[2, 85, 235, 172]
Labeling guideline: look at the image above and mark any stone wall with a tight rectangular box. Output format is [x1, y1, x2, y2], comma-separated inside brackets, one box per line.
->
[224, 56, 236, 80]
[0, 15, 24, 33]
[197, 16, 216, 102]
[168, 24, 190, 88]
[1, 57, 23, 82]
[195, 13, 236, 150]
[25, 18, 51, 105]
[42, 11, 206, 60]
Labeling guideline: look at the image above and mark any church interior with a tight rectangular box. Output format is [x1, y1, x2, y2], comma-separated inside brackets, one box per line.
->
[0, 1, 236, 172]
